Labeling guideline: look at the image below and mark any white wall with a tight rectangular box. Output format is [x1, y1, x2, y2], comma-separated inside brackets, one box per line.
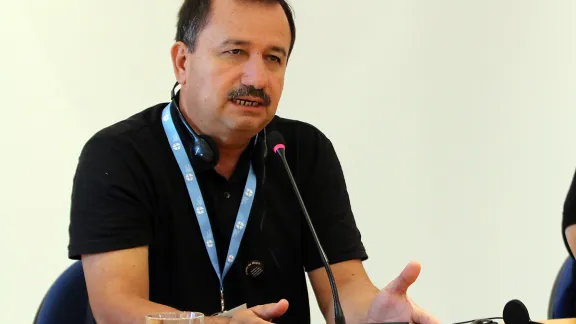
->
[1, 0, 575, 323]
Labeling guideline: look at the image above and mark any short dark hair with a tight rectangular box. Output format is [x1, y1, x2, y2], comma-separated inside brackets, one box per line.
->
[175, 0, 296, 57]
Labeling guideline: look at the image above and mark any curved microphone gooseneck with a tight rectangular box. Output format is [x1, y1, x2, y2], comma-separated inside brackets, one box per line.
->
[267, 131, 347, 324]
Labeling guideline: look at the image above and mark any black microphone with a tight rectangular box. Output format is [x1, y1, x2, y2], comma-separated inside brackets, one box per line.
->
[451, 299, 544, 324]
[267, 130, 347, 324]
[502, 299, 543, 324]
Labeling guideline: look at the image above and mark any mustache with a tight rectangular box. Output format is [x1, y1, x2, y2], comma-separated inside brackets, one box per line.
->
[227, 85, 271, 106]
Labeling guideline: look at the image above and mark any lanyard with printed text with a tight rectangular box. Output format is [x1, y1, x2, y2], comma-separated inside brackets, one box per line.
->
[161, 104, 256, 312]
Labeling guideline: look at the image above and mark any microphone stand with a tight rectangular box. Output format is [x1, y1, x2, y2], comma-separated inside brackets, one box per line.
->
[273, 144, 346, 324]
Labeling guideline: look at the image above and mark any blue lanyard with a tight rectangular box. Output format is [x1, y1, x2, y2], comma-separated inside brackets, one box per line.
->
[161, 104, 257, 311]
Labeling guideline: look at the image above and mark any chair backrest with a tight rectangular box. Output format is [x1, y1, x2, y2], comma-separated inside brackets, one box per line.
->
[549, 256, 576, 319]
[34, 261, 93, 324]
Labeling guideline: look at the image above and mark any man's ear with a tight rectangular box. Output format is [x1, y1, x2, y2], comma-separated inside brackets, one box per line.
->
[171, 42, 189, 85]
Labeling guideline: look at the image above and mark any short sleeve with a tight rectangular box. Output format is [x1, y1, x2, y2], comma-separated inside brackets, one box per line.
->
[562, 168, 576, 259]
[68, 135, 154, 260]
[299, 127, 368, 272]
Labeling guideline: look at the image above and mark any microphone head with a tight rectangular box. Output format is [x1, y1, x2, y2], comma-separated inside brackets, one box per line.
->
[267, 130, 286, 154]
[503, 299, 530, 324]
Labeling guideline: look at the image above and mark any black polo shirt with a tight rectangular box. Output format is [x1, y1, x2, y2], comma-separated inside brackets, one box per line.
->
[68, 102, 368, 323]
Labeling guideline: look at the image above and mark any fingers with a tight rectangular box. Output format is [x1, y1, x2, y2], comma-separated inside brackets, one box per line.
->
[250, 299, 289, 319]
[384, 260, 421, 294]
[230, 312, 273, 324]
[230, 309, 273, 324]
[230, 299, 289, 323]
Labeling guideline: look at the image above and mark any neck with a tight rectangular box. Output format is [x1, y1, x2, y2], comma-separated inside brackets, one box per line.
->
[214, 143, 250, 179]
[192, 125, 252, 179]
[188, 123, 253, 179]
[178, 100, 253, 179]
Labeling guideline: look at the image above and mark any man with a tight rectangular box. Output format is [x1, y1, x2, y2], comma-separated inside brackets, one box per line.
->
[68, 0, 440, 323]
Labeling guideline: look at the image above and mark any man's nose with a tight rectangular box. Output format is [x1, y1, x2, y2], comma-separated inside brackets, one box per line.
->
[241, 56, 270, 90]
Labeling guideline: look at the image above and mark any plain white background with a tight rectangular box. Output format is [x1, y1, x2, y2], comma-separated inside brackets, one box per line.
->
[1, 0, 576, 323]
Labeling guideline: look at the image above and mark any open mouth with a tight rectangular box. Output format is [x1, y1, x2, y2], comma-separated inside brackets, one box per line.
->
[231, 99, 262, 107]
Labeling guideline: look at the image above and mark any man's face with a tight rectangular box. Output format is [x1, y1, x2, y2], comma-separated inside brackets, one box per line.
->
[179, 0, 291, 136]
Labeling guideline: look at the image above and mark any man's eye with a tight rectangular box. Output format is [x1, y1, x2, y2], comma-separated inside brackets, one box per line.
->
[267, 55, 281, 64]
[226, 49, 242, 55]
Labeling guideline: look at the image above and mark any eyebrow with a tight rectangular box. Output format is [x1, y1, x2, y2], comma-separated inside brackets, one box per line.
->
[219, 39, 288, 57]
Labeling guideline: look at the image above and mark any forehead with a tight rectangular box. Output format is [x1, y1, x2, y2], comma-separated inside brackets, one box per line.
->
[198, 0, 291, 50]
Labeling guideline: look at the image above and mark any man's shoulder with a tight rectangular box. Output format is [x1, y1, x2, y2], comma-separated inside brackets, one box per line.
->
[91, 103, 166, 140]
[266, 115, 340, 171]
[269, 115, 331, 145]
[78, 103, 167, 158]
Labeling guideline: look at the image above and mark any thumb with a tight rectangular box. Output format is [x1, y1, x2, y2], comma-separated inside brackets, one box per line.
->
[384, 260, 421, 295]
[250, 299, 289, 319]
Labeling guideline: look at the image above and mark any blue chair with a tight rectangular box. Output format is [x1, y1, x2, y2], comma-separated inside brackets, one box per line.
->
[34, 261, 94, 324]
[549, 256, 576, 319]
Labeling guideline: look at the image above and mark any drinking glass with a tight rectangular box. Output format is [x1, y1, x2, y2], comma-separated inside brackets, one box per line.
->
[145, 311, 204, 324]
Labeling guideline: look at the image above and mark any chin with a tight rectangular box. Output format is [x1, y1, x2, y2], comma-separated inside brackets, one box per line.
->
[223, 106, 273, 131]
[224, 116, 268, 134]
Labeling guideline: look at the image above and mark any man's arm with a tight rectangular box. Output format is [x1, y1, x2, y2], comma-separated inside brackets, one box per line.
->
[562, 169, 576, 258]
[565, 225, 576, 258]
[82, 246, 230, 324]
[291, 126, 373, 323]
[308, 260, 379, 324]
